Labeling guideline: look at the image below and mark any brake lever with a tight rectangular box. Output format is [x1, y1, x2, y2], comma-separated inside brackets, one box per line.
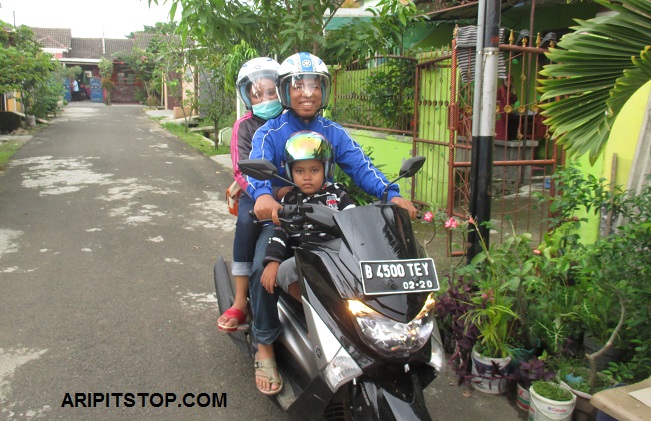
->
[248, 209, 272, 224]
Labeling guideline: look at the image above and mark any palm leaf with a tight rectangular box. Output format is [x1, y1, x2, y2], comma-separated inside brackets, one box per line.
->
[538, 0, 651, 164]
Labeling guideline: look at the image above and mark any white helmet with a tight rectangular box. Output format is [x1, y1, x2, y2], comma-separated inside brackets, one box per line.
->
[236, 57, 280, 109]
[277, 52, 331, 110]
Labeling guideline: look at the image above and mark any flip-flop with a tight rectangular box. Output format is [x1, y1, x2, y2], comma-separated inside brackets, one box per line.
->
[217, 307, 248, 332]
[254, 353, 283, 396]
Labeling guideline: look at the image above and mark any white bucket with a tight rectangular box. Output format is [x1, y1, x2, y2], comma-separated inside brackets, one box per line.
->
[471, 348, 511, 394]
[528, 383, 576, 421]
[517, 382, 531, 412]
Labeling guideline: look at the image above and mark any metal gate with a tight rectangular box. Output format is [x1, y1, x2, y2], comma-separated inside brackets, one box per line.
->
[412, 30, 559, 254]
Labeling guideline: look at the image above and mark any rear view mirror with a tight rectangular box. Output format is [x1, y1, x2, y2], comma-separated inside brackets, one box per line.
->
[399, 156, 426, 179]
[237, 159, 278, 181]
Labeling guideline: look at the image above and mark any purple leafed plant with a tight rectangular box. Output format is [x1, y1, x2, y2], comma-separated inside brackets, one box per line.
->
[435, 274, 480, 386]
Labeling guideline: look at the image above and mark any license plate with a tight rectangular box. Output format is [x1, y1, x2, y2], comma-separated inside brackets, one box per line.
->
[359, 258, 439, 296]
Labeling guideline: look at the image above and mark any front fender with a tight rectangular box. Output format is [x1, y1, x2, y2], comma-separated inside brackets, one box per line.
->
[352, 372, 432, 421]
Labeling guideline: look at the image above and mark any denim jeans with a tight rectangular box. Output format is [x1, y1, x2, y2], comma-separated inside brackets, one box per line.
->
[249, 224, 281, 345]
[231, 194, 261, 277]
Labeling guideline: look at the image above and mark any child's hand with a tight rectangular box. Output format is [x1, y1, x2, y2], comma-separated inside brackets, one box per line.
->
[261, 261, 280, 294]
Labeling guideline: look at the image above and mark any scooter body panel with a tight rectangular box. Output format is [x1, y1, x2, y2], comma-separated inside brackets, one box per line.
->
[213, 157, 442, 420]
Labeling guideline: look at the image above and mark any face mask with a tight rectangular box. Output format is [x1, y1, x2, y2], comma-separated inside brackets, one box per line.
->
[252, 99, 283, 120]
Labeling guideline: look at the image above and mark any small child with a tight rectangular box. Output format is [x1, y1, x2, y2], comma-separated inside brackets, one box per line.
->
[260, 131, 355, 301]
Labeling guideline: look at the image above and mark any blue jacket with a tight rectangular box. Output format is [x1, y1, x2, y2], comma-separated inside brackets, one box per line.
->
[246, 111, 401, 201]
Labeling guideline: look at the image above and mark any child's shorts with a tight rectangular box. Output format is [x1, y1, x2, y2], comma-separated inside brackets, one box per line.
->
[276, 257, 299, 292]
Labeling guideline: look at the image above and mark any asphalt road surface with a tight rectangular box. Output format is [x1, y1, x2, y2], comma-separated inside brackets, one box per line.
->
[0, 102, 523, 420]
[0, 103, 287, 420]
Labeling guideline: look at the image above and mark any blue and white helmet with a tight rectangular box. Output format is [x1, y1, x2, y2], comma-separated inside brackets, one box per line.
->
[277, 52, 331, 110]
[236, 57, 280, 110]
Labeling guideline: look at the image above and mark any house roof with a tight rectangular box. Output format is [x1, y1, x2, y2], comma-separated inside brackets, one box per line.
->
[133, 33, 157, 50]
[64, 38, 136, 60]
[30, 27, 72, 50]
[29, 27, 175, 63]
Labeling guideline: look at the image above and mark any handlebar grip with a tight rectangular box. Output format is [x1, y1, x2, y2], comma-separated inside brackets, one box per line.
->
[249, 209, 274, 224]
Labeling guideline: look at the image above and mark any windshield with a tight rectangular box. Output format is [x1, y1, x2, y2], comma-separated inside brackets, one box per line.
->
[334, 205, 420, 262]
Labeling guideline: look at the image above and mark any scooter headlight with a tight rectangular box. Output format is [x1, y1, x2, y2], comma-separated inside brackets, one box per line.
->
[347, 293, 436, 358]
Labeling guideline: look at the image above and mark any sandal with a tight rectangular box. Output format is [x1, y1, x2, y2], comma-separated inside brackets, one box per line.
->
[254, 353, 283, 396]
[217, 307, 248, 333]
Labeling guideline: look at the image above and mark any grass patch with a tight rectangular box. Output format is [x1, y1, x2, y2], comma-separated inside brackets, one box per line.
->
[160, 122, 229, 156]
[0, 139, 27, 170]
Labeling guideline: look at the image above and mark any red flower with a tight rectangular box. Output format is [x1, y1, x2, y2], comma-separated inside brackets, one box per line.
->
[444, 217, 459, 229]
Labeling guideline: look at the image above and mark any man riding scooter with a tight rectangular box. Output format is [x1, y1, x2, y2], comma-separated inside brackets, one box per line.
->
[245, 52, 418, 395]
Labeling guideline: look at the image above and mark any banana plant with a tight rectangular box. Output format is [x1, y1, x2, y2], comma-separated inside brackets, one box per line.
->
[538, 0, 651, 164]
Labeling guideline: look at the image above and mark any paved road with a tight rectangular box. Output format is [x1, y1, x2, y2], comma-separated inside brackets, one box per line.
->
[0, 103, 286, 420]
[0, 102, 524, 420]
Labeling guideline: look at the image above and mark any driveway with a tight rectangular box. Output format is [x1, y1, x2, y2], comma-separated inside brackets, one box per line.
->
[0, 102, 524, 420]
[0, 102, 285, 420]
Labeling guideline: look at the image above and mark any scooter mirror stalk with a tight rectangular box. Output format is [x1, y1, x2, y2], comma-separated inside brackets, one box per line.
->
[238, 158, 299, 189]
[381, 156, 426, 203]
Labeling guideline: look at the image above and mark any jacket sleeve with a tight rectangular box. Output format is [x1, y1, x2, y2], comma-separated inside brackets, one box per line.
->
[231, 114, 252, 191]
[264, 226, 289, 264]
[326, 122, 401, 201]
[246, 123, 275, 200]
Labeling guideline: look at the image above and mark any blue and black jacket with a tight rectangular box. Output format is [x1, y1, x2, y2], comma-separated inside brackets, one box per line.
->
[245, 111, 401, 201]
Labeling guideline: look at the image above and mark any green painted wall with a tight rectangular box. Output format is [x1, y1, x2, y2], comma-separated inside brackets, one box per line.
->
[574, 80, 651, 243]
[602, 80, 651, 193]
[348, 129, 414, 199]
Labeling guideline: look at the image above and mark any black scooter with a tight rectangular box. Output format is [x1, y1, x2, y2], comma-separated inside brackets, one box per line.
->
[214, 156, 446, 420]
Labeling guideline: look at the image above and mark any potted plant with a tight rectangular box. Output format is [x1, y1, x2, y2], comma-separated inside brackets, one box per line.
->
[532, 169, 651, 418]
[454, 222, 530, 394]
[529, 380, 576, 421]
[512, 356, 556, 412]
[432, 217, 538, 394]
[461, 291, 518, 394]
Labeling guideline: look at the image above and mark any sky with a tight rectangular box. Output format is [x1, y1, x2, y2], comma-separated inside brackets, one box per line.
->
[0, 0, 177, 39]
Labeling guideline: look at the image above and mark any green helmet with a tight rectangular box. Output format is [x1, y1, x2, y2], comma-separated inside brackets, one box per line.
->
[284, 131, 334, 183]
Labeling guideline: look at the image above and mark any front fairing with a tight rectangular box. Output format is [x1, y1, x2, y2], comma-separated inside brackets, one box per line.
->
[334, 203, 422, 261]
[301, 204, 429, 323]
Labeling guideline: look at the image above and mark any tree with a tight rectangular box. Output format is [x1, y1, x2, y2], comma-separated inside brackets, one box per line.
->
[194, 48, 237, 146]
[0, 23, 56, 116]
[538, 0, 651, 164]
[149, 0, 344, 56]
[322, 0, 424, 66]
[98, 57, 115, 105]
[127, 21, 178, 38]
[150, 0, 424, 67]
[115, 35, 168, 106]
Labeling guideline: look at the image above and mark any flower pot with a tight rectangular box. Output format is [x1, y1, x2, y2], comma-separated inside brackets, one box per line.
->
[470, 348, 511, 394]
[560, 367, 618, 420]
[529, 382, 576, 421]
[517, 382, 531, 412]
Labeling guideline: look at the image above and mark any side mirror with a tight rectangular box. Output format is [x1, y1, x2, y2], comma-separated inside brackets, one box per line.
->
[381, 156, 426, 203]
[238, 159, 279, 181]
[398, 156, 426, 179]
